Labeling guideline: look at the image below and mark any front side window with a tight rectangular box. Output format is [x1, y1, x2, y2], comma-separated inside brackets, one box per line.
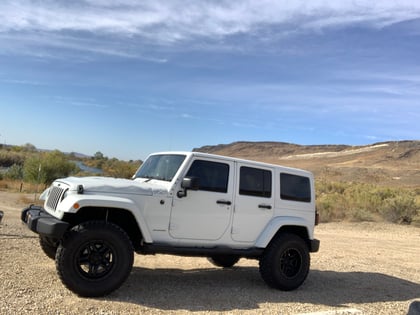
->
[186, 160, 229, 193]
[135, 154, 186, 181]
[239, 166, 272, 198]
[280, 173, 311, 202]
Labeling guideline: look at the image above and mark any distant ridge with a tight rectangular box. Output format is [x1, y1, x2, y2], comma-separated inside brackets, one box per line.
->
[194, 140, 420, 187]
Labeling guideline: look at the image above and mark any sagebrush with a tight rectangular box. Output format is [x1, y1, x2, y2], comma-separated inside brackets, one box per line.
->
[316, 181, 420, 224]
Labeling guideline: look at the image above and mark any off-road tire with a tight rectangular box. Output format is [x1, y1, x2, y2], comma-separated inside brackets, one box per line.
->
[55, 221, 134, 297]
[259, 233, 310, 291]
[39, 236, 59, 260]
[208, 255, 240, 268]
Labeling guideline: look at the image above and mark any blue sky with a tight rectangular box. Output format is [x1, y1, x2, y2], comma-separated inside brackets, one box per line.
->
[1, 1, 419, 160]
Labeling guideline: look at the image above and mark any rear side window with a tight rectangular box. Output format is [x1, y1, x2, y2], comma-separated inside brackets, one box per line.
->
[240, 166, 272, 198]
[280, 173, 311, 202]
[186, 160, 229, 193]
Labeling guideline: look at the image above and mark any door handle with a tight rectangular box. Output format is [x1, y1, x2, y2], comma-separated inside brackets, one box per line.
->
[217, 200, 232, 205]
[258, 204, 272, 210]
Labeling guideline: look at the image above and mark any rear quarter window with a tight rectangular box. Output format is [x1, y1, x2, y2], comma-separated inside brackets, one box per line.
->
[280, 173, 311, 202]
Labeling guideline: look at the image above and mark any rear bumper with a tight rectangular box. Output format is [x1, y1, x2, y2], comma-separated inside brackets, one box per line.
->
[21, 205, 69, 239]
[310, 239, 320, 253]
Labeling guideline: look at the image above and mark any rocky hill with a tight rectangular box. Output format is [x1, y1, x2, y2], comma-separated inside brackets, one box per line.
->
[194, 141, 420, 187]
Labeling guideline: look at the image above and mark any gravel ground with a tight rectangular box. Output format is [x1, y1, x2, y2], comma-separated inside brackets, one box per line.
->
[0, 191, 419, 315]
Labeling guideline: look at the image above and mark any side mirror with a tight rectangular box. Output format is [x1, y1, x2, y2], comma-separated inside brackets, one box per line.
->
[181, 177, 200, 190]
[177, 177, 199, 198]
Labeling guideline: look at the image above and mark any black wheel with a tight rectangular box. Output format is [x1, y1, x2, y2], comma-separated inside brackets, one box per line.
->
[259, 233, 310, 291]
[56, 221, 134, 297]
[208, 255, 240, 268]
[39, 236, 59, 260]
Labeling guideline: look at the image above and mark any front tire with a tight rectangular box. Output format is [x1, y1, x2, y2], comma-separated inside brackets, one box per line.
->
[259, 233, 310, 291]
[56, 221, 134, 297]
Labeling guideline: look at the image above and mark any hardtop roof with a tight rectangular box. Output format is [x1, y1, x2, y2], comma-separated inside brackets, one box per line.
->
[149, 151, 313, 177]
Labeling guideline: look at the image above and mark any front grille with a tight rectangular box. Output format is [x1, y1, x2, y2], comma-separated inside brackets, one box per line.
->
[46, 186, 66, 210]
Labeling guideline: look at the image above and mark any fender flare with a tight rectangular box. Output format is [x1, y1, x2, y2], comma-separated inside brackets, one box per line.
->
[255, 216, 311, 248]
[57, 194, 153, 243]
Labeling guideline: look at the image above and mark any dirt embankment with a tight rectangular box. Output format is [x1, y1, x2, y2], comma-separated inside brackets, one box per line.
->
[0, 191, 419, 315]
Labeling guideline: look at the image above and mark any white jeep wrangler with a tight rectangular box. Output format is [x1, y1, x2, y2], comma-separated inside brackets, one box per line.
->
[22, 151, 320, 297]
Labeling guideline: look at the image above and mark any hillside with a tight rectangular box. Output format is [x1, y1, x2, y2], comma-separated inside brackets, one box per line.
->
[194, 141, 420, 188]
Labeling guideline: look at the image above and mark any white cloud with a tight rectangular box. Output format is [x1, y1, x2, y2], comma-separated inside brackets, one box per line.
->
[1, 0, 420, 45]
[49, 96, 108, 109]
[180, 113, 193, 119]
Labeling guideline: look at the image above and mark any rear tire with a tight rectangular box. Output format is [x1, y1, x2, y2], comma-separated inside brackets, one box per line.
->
[56, 221, 134, 297]
[259, 233, 310, 291]
[208, 255, 240, 268]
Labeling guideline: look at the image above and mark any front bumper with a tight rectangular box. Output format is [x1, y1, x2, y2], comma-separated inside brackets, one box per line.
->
[310, 239, 320, 253]
[21, 205, 69, 239]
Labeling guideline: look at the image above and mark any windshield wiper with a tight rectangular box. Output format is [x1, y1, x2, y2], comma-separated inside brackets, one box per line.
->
[139, 175, 169, 182]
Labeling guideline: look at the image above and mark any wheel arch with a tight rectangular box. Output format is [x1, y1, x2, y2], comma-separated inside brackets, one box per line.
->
[255, 216, 311, 249]
[63, 206, 145, 251]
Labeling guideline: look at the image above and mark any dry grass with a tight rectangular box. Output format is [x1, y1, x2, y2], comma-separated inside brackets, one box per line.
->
[0, 179, 45, 194]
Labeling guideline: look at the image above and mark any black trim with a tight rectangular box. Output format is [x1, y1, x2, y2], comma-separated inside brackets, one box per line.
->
[138, 243, 263, 258]
[21, 205, 69, 239]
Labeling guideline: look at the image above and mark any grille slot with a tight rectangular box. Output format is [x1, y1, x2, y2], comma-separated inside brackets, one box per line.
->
[46, 186, 65, 210]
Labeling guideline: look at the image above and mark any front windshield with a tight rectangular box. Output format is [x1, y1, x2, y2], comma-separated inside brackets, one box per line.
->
[134, 154, 186, 182]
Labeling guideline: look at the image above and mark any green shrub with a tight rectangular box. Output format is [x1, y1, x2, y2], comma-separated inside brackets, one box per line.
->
[316, 181, 420, 224]
[5, 164, 24, 180]
[0, 151, 25, 167]
[316, 192, 347, 222]
[380, 193, 419, 224]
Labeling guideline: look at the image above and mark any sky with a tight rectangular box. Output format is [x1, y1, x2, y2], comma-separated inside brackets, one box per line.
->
[1, 0, 420, 161]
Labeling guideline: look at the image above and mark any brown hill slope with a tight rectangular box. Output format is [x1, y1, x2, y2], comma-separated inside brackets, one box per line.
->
[194, 141, 420, 187]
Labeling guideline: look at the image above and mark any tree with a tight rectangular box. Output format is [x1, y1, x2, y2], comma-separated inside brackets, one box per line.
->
[94, 151, 105, 160]
[102, 159, 140, 178]
[24, 150, 77, 185]
[23, 143, 37, 152]
[90, 151, 107, 169]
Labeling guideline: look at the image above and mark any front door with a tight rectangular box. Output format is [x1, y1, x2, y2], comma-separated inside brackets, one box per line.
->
[170, 158, 234, 240]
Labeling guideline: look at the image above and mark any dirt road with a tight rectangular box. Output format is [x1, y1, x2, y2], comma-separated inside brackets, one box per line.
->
[0, 191, 419, 314]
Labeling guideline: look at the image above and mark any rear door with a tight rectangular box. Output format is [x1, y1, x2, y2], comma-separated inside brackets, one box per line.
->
[232, 163, 274, 242]
[170, 157, 234, 240]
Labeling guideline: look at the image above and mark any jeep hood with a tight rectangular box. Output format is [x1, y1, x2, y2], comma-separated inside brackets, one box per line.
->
[55, 176, 168, 196]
